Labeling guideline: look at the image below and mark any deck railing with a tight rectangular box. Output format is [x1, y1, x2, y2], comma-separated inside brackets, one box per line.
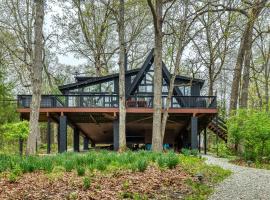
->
[17, 94, 217, 109]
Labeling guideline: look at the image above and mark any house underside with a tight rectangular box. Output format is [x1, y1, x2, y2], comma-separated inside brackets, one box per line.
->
[17, 49, 223, 153]
[18, 107, 217, 152]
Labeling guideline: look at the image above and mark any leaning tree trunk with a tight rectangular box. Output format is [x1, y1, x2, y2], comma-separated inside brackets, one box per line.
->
[239, 32, 252, 108]
[161, 40, 184, 142]
[229, 32, 247, 112]
[230, 0, 267, 111]
[240, 0, 267, 108]
[26, 0, 44, 155]
[118, 0, 126, 151]
[148, 0, 163, 152]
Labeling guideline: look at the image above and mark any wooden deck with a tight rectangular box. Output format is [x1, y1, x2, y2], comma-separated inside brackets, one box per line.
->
[17, 94, 217, 152]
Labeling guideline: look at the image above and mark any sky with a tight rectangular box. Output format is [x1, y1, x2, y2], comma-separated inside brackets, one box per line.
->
[45, 1, 86, 67]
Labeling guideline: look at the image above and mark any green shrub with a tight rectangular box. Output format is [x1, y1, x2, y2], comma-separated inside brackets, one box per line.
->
[64, 160, 75, 172]
[77, 167, 85, 176]
[96, 160, 107, 171]
[136, 159, 148, 172]
[181, 148, 191, 156]
[166, 153, 179, 169]
[20, 159, 35, 173]
[83, 177, 91, 189]
[190, 149, 199, 156]
[52, 166, 65, 173]
[12, 165, 22, 176]
[157, 156, 167, 168]
[8, 172, 18, 183]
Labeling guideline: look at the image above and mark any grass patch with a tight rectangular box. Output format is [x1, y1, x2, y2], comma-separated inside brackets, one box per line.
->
[179, 155, 231, 199]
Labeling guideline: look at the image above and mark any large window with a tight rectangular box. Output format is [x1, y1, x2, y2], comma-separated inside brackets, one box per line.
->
[134, 69, 169, 94]
[83, 80, 114, 93]
[177, 85, 191, 96]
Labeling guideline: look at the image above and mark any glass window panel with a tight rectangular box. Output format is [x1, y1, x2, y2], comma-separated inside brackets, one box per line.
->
[146, 72, 154, 84]
[139, 85, 146, 92]
[162, 85, 168, 93]
[185, 86, 191, 96]
[146, 85, 153, 92]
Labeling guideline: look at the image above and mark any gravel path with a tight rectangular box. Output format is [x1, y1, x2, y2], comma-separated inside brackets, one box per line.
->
[203, 155, 270, 200]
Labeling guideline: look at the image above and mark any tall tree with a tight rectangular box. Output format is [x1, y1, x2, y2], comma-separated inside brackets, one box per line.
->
[118, 0, 126, 151]
[229, 0, 268, 111]
[147, 0, 163, 151]
[26, 0, 45, 155]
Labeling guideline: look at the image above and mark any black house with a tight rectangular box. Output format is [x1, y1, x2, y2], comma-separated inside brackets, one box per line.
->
[17, 49, 224, 153]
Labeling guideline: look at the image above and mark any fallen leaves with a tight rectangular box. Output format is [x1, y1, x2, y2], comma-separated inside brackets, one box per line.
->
[0, 165, 192, 200]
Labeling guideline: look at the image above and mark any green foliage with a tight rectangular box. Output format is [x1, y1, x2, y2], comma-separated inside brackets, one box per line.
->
[64, 160, 75, 172]
[180, 155, 231, 200]
[1, 121, 29, 140]
[181, 148, 191, 156]
[83, 177, 91, 189]
[227, 109, 270, 161]
[76, 166, 85, 176]
[8, 172, 18, 183]
[136, 159, 148, 172]
[166, 152, 179, 169]
[0, 151, 181, 175]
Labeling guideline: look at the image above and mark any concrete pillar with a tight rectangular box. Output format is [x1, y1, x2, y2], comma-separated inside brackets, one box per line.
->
[47, 117, 51, 154]
[83, 137, 89, 151]
[59, 115, 67, 153]
[191, 116, 198, 150]
[113, 119, 119, 151]
[73, 127, 80, 152]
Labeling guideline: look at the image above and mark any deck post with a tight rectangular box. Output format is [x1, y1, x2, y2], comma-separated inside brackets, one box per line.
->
[91, 141, 96, 148]
[59, 115, 67, 153]
[47, 117, 51, 154]
[198, 131, 201, 153]
[73, 127, 80, 152]
[83, 137, 89, 150]
[204, 128, 207, 154]
[191, 116, 198, 150]
[113, 118, 119, 151]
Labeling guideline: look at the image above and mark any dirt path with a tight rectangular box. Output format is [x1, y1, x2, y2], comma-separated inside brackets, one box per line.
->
[203, 155, 270, 200]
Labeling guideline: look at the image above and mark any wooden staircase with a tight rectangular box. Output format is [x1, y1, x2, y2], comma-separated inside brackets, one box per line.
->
[208, 116, 228, 142]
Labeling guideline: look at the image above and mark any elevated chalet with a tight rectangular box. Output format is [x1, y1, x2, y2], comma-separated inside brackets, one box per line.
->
[17, 49, 224, 153]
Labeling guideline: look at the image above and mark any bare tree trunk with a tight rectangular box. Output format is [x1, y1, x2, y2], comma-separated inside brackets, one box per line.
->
[239, 36, 252, 108]
[229, 33, 246, 111]
[148, 0, 163, 151]
[208, 78, 214, 96]
[26, 0, 44, 155]
[230, 0, 267, 111]
[265, 78, 269, 111]
[161, 41, 183, 141]
[118, 0, 126, 151]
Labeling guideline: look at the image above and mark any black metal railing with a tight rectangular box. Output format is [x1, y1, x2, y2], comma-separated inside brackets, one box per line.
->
[17, 94, 217, 109]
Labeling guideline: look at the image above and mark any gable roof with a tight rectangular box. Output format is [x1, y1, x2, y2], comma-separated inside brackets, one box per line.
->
[58, 49, 205, 93]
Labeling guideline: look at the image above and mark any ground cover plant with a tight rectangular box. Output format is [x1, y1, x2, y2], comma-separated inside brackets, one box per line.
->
[0, 150, 231, 199]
